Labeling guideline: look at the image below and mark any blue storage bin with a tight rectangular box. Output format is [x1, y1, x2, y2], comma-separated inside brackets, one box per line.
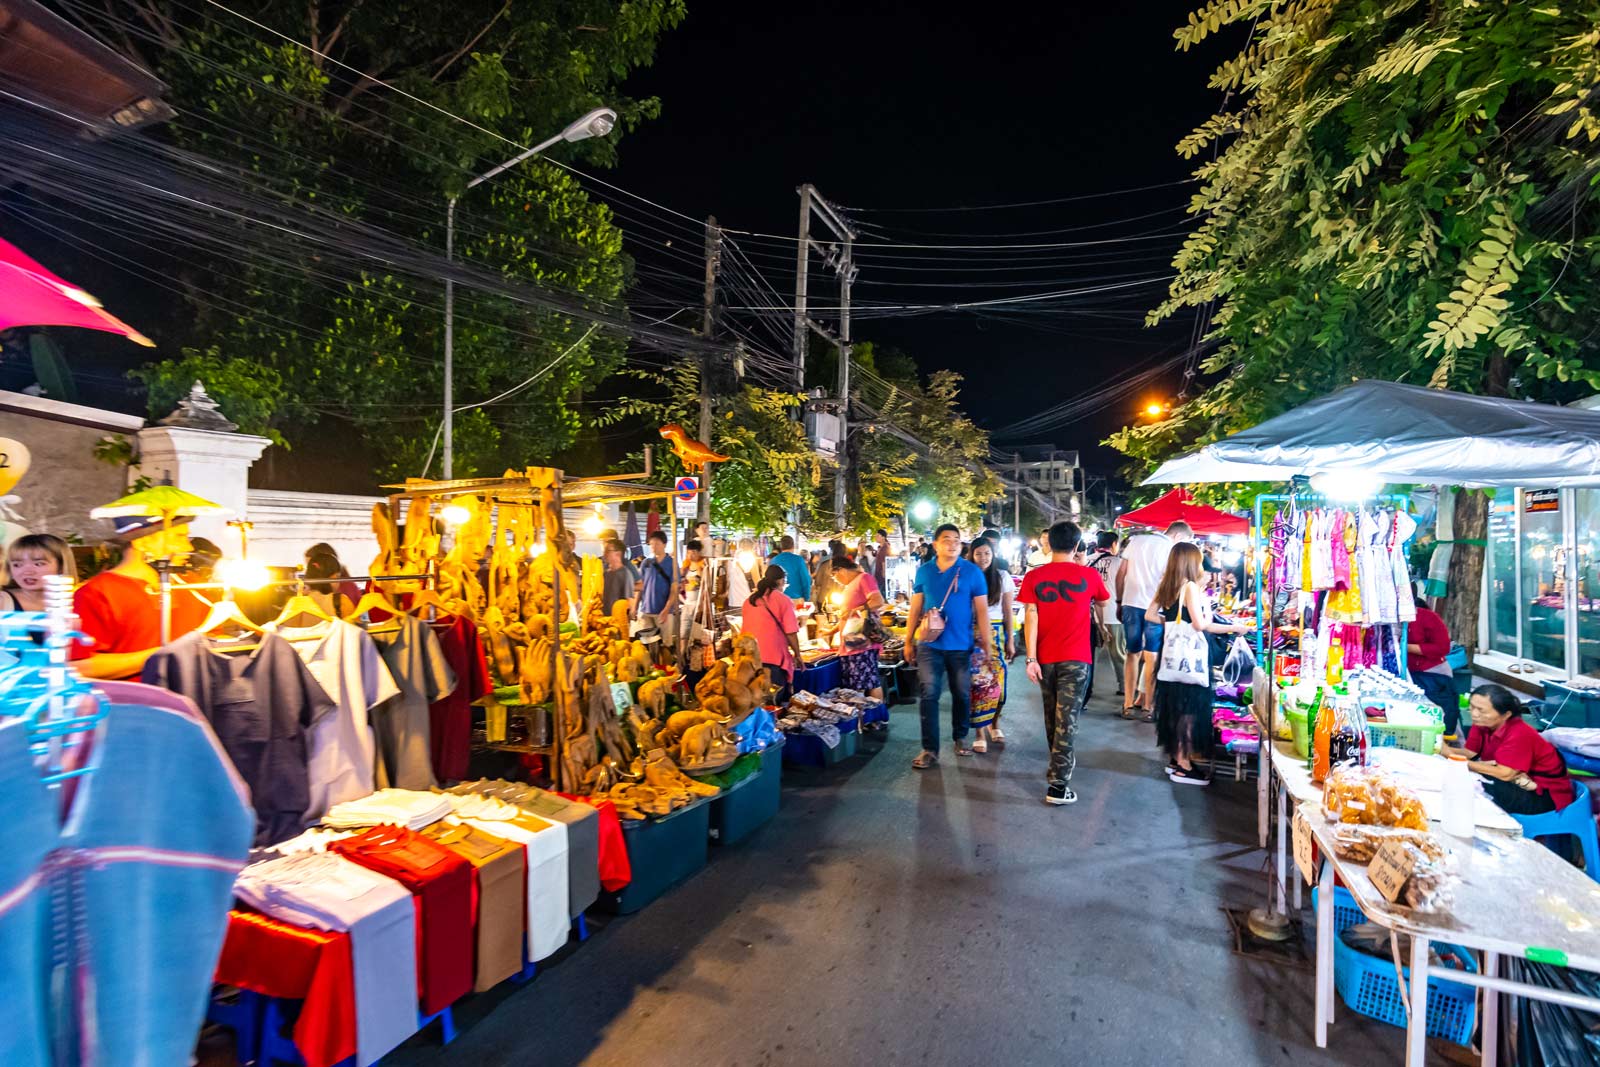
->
[1543, 682, 1600, 730]
[1446, 645, 1469, 671]
[1314, 886, 1477, 1045]
[594, 796, 711, 914]
[782, 717, 859, 768]
[709, 741, 782, 846]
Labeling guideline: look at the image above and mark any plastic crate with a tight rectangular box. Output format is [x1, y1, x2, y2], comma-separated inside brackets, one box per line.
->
[782, 717, 859, 768]
[709, 742, 782, 846]
[593, 796, 711, 915]
[1542, 682, 1600, 730]
[1314, 886, 1477, 1046]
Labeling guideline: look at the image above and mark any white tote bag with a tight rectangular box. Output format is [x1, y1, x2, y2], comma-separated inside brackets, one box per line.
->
[1157, 609, 1210, 686]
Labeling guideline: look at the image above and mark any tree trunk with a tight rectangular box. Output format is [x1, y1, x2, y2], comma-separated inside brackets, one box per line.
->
[1441, 489, 1487, 663]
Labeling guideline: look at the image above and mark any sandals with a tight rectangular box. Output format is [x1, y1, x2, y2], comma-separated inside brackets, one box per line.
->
[990, 727, 1006, 745]
[972, 736, 988, 754]
[1141, 710, 1156, 723]
[954, 742, 975, 757]
[912, 750, 939, 769]
[1120, 707, 1138, 720]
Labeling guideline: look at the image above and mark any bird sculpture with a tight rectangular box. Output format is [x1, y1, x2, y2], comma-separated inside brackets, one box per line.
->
[659, 424, 730, 469]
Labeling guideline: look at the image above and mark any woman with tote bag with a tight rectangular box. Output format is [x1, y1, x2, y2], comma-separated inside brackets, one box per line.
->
[1146, 542, 1249, 785]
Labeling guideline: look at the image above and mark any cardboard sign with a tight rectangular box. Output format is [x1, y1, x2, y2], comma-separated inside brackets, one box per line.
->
[1368, 838, 1417, 903]
[1292, 811, 1317, 884]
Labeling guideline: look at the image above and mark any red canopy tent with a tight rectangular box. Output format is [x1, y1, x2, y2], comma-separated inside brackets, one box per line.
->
[1114, 487, 1247, 536]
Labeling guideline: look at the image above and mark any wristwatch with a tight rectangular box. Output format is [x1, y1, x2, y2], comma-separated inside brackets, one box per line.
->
[1026, 656, 1038, 665]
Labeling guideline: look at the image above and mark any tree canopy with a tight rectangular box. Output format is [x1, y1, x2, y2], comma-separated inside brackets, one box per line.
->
[86, 0, 685, 480]
[1111, 0, 1600, 484]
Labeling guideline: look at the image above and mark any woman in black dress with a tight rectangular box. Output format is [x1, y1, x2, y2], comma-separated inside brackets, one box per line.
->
[1146, 542, 1248, 785]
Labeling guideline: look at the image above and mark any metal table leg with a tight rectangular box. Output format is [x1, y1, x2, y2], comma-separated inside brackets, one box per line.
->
[1316, 859, 1334, 1048]
[1276, 784, 1288, 913]
[1258, 743, 1270, 848]
[1407, 935, 1431, 1067]
[1482, 951, 1499, 1067]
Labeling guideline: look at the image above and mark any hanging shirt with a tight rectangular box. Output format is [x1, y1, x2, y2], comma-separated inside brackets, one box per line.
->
[143, 631, 336, 845]
[70, 570, 210, 676]
[269, 619, 402, 820]
[371, 616, 457, 791]
[331, 826, 474, 1015]
[427, 614, 490, 783]
[1016, 562, 1110, 664]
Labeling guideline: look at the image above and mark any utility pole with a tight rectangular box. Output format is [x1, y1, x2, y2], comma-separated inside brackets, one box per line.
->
[792, 185, 811, 394]
[1013, 452, 1021, 535]
[699, 215, 722, 526]
[834, 229, 853, 524]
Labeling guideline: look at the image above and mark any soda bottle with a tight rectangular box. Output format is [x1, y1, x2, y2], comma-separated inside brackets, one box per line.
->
[1326, 632, 1344, 687]
[1312, 693, 1335, 782]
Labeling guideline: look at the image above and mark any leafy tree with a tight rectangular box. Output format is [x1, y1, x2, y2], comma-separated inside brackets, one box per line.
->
[1112, 0, 1600, 647]
[83, 0, 685, 481]
[595, 364, 822, 535]
[863, 368, 1005, 533]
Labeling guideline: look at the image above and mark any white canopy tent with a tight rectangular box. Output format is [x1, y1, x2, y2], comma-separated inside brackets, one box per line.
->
[1145, 380, 1600, 488]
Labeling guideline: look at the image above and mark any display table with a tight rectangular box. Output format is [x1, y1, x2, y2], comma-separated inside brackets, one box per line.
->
[1301, 806, 1600, 1066]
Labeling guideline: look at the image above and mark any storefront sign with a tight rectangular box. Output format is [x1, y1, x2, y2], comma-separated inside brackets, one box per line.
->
[1368, 839, 1417, 903]
[1525, 489, 1560, 514]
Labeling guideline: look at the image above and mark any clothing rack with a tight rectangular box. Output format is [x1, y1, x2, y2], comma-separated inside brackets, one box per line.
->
[0, 574, 109, 784]
[157, 571, 435, 643]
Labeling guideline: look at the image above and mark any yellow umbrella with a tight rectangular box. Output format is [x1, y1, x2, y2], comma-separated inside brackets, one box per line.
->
[91, 485, 229, 526]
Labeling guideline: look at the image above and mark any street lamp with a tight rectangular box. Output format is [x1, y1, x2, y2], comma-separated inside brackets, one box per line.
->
[443, 107, 619, 478]
[911, 499, 935, 522]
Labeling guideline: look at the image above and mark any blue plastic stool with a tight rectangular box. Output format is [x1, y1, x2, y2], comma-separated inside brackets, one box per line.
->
[207, 987, 264, 1066]
[878, 664, 902, 705]
[572, 913, 589, 942]
[1512, 780, 1600, 882]
[257, 996, 453, 1066]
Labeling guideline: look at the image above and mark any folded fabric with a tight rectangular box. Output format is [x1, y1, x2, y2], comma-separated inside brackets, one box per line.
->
[1543, 727, 1600, 758]
[324, 788, 452, 830]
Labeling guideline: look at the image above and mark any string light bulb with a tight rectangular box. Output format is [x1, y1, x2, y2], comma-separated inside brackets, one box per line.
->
[216, 558, 272, 591]
[439, 504, 472, 527]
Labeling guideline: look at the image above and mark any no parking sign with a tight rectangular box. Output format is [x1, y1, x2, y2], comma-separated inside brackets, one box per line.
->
[674, 476, 699, 518]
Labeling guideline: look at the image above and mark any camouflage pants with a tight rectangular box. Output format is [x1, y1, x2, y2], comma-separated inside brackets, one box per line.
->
[1039, 661, 1090, 789]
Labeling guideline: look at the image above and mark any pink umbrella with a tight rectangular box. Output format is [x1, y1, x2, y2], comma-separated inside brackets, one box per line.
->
[0, 237, 153, 346]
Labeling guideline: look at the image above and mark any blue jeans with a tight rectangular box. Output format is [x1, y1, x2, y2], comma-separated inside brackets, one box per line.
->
[1121, 604, 1164, 655]
[917, 643, 973, 752]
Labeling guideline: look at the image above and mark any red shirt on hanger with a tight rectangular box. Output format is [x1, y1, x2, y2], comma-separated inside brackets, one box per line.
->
[429, 614, 491, 782]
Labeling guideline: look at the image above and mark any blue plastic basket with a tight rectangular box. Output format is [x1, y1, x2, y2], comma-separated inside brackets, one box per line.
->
[1313, 886, 1477, 1045]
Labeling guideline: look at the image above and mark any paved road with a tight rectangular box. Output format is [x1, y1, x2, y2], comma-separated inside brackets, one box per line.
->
[386, 670, 1419, 1066]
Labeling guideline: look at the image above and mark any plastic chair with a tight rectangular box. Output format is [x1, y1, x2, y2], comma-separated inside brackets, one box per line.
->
[1512, 780, 1600, 883]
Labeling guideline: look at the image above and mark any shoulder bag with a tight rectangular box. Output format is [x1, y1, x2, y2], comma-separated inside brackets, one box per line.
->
[915, 568, 958, 644]
[1157, 596, 1210, 686]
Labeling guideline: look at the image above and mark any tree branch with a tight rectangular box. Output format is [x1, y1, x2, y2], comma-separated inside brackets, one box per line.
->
[431, 1, 510, 82]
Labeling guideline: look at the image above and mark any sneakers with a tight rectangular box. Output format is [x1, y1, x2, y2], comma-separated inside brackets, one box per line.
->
[1045, 784, 1078, 806]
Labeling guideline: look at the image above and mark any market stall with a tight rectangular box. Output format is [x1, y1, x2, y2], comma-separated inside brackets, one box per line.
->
[1149, 380, 1600, 1066]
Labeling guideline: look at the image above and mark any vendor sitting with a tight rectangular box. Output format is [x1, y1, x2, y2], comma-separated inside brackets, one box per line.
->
[1442, 684, 1574, 815]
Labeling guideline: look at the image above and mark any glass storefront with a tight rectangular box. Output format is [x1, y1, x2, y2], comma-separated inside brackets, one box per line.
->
[1483, 487, 1589, 679]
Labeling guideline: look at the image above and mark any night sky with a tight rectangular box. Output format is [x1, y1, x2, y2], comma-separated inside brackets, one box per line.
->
[609, 0, 1223, 473]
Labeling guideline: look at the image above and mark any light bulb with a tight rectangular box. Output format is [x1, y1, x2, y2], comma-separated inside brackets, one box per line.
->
[736, 550, 756, 572]
[216, 558, 272, 591]
[1309, 470, 1384, 500]
[581, 511, 604, 537]
[911, 499, 934, 521]
[439, 504, 472, 527]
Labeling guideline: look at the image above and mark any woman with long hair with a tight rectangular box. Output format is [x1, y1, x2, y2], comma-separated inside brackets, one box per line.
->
[831, 554, 886, 706]
[742, 564, 804, 701]
[1146, 541, 1247, 784]
[0, 533, 78, 611]
[968, 538, 1014, 752]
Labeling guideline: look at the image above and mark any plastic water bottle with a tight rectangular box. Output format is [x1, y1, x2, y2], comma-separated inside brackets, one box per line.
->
[1442, 754, 1476, 838]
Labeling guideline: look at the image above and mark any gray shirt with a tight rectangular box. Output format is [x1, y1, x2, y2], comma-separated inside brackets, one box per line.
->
[370, 615, 457, 791]
[602, 565, 636, 614]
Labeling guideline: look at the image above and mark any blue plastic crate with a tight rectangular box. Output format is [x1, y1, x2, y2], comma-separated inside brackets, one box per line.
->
[1314, 886, 1477, 1045]
[1543, 682, 1600, 730]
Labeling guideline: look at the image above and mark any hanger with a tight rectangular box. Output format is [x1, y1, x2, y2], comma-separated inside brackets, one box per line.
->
[274, 589, 336, 629]
[406, 586, 450, 621]
[196, 598, 266, 637]
[343, 585, 403, 632]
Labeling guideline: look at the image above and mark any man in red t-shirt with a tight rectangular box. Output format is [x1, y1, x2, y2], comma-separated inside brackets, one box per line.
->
[73, 514, 206, 680]
[1018, 520, 1109, 807]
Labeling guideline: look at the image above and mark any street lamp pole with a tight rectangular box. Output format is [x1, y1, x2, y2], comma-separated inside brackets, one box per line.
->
[442, 107, 618, 479]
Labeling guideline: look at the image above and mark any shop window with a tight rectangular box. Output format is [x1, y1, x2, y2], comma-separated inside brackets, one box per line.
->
[1577, 489, 1600, 677]
[1486, 495, 1519, 657]
[1520, 490, 1568, 673]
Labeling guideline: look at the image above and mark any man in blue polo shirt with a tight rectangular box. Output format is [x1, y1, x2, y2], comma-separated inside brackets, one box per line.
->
[771, 534, 812, 602]
[904, 523, 994, 768]
[632, 529, 680, 663]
